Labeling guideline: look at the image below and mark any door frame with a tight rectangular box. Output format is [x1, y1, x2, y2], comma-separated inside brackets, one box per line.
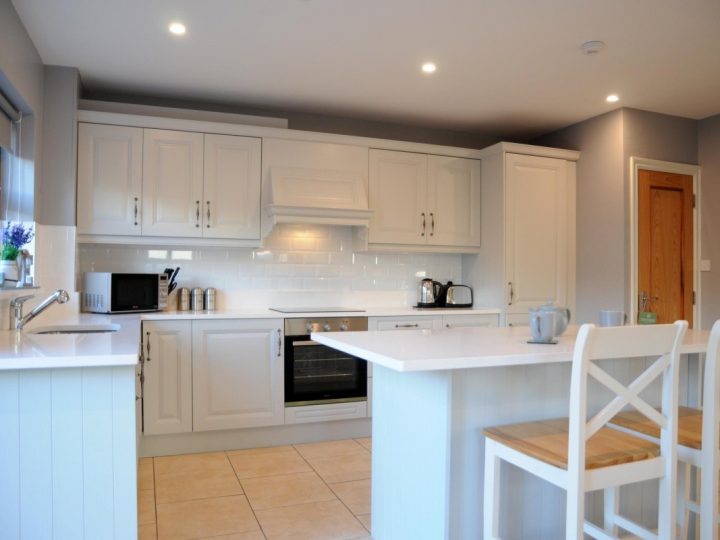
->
[629, 157, 701, 328]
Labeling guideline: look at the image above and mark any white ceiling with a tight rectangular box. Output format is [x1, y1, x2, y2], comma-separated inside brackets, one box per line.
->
[11, 0, 720, 138]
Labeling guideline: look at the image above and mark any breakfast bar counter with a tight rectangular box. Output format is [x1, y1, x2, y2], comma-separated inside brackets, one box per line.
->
[312, 325, 709, 540]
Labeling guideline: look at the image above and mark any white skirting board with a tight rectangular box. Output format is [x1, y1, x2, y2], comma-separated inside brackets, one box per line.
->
[0, 366, 137, 540]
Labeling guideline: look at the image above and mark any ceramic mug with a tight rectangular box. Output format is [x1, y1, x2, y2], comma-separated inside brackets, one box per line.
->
[530, 309, 556, 342]
[599, 310, 626, 327]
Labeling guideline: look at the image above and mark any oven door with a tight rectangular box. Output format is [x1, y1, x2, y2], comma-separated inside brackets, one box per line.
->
[284, 335, 367, 405]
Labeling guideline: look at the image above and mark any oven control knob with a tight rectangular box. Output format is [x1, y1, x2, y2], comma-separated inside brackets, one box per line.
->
[339, 323, 348, 331]
[305, 322, 313, 333]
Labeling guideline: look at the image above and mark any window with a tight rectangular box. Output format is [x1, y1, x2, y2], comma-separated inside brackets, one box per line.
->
[0, 90, 22, 221]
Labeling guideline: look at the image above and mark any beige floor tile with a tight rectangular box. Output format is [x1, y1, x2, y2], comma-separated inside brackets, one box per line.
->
[229, 449, 311, 479]
[294, 439, 367, 461]
[307, 452, 371, 484]
[138, 522, 157, 540]
[356, 513, 371, 531]
[196, 532, 266, 540]
[227, 445, 295, 456]
[156, 495, 260, 540]
[354, 438, 371, 451]
[138, 458, 155, 491]
[330, 479, 370, 515]
[154, 452, 243, 504]
[242, 471, 336, 510]
[138, 489, 156, 525]
[255, 499, 368, 540]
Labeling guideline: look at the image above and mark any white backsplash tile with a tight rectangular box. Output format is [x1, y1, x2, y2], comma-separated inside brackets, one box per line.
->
[78, 224, 463, 309]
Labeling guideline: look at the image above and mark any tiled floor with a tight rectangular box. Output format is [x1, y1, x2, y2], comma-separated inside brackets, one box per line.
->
[138, 438, 372, 540]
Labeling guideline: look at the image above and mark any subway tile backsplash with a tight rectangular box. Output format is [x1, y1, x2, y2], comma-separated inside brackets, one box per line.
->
[78, 224, 463, 309]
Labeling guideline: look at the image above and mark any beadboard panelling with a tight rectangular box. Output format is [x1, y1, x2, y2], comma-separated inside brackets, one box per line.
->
[78, 224, 463, 309]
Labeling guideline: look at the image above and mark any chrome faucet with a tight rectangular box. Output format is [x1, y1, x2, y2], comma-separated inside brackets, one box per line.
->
[10, 289, 70, 330]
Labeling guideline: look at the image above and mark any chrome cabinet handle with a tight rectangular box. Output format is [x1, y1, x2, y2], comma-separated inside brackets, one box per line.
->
[508, 282, 514, 306]
[395, 323, 419, 328]
[145, 331, 151, 362]
[277, 329, 282, 357]
[430, 212, 435, 236]
[133, 197, 139, 226]
[195, 200, 200, 227]
[421, 213, 426, 236]
[206, 201, 211, 228]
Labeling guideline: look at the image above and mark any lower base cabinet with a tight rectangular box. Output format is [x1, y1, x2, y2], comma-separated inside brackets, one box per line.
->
[192, 319, 284, 432]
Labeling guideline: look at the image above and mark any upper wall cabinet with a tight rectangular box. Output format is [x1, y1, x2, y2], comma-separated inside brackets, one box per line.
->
[77, 123, 262, 242]
[77, 123, 143, 236]
[368, 149, 481, 250]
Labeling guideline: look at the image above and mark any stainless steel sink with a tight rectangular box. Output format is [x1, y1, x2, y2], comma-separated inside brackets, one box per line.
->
[27, 323, 120, 335]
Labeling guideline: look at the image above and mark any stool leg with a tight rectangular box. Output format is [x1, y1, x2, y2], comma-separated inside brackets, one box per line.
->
[677, 462, 690, 539]
[483, 439, 501, 540]
[603, 486, 619, 536]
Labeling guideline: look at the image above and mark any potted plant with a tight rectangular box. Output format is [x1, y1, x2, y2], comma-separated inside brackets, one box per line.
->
[1, 222, 34, 282]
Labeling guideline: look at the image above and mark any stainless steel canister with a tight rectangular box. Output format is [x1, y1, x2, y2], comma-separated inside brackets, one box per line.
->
[177, 288, 190, 311]
[204, 288, 217, 311]
[190, 287, 204, 311]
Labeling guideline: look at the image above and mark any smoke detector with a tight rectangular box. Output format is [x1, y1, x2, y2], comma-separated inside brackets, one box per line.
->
[581, 41, 606, 55]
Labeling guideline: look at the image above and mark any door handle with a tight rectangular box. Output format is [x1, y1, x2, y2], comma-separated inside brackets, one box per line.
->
[395, 323, 419, 328]
[195, 200, 200, 227]
[421, 213, 426, 236]
[430, 213, 435, 236]
[277, 329, 282, 357]
[206, 201, 211, 228]
[508, 282, 514, 306]
[145, 331, 151, 362]
[133, 197, 139, 226]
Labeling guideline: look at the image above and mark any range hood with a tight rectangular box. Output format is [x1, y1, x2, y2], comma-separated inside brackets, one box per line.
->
[263, 166, 373, 231]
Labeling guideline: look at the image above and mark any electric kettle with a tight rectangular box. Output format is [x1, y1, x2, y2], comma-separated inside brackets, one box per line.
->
[417, 278, 442, 307]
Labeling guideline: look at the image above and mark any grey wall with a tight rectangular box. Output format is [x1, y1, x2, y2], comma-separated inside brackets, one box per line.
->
[532, 110, 626, 324]
[699, 114, 720, 328]
[0, 0, 44, 221]
[81, 90, 499, 149]
[38, 66, 80, 226]
[623, 108, 698, 166]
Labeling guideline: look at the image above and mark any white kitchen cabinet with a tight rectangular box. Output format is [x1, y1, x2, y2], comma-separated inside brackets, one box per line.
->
[142, 129, 204, 237]
[442, 313, 499, 329]
[371, 315, 443, 331]
[203, 134, 262, 239]
[468, 143, 577, 326]
[192, 319, 284, 432]
[368, 149, 481, 249]
[142, 320, 192, 435]
[77, 123, 143, 236]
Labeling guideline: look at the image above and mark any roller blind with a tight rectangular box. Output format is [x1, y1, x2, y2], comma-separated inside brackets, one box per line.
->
[0, 91, 20, 150]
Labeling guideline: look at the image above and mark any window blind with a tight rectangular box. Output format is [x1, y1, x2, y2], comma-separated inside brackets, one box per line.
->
[0, 91, 20, 150]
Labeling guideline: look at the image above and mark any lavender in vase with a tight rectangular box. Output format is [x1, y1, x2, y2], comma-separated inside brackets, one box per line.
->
[1, 222, 34, 283]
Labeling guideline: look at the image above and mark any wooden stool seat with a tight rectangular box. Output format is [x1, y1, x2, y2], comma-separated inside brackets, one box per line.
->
[611, 406, 702, 450]
[484, 418, 660, 470]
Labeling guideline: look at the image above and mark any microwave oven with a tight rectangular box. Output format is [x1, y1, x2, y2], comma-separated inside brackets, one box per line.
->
[82, 272, 169, 313]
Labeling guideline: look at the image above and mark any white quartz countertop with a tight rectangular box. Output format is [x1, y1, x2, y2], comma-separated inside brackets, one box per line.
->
[0, 314, 141, 371]
[142, 306, 501, 320]
[311, 325, 710, 372]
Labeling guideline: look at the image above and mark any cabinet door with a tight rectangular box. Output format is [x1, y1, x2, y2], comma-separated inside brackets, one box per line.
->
[427, 156, 481, 246]
[192, 319, 284, 432]
[442, 314, 499, 329]
[368, 149, 428, 245]
[505, 153, 569, 313]
[142, 129, 204, 237]
[203, 134, 262, 239]
[142, 321, 192, 435]
[77, 123, 143, 236]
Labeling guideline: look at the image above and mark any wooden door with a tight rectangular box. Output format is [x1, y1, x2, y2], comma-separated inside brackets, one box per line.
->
[142, 129, 204, 237]
[142, 321, 192, 435]
[203, 134, 262, 239]
[368, 149, 428, 245]
[638, 169, 694, 325]
[426, 156, 481, 247]
[76, 123, 143, 236]
[192, 319, 284, 432]
[505, 153, 569, 314]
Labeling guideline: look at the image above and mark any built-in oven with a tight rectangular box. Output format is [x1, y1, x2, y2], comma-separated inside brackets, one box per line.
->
[284, 317, 368, 406]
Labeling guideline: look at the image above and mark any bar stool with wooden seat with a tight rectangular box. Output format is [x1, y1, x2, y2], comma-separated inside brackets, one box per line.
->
[483, 321, 688, 540]
[609, 319, 720, 539]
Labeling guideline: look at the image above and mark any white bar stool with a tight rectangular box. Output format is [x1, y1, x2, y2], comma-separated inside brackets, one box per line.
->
[483, 321, 688, 540]
[610, 319, 720, 539]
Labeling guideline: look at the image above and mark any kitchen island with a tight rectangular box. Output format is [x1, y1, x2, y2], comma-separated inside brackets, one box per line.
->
[312, 325, 709, 540]
[0, 315, 140, 540]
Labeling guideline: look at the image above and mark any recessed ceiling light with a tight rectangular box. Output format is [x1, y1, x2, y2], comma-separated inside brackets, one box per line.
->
[606, 94, 620, 103]
[168, 22, 186, 35]
[421, 62, 437, 74]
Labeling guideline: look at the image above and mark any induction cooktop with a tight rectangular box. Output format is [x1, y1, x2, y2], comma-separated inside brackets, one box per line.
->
[269, 307, 366, 314]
